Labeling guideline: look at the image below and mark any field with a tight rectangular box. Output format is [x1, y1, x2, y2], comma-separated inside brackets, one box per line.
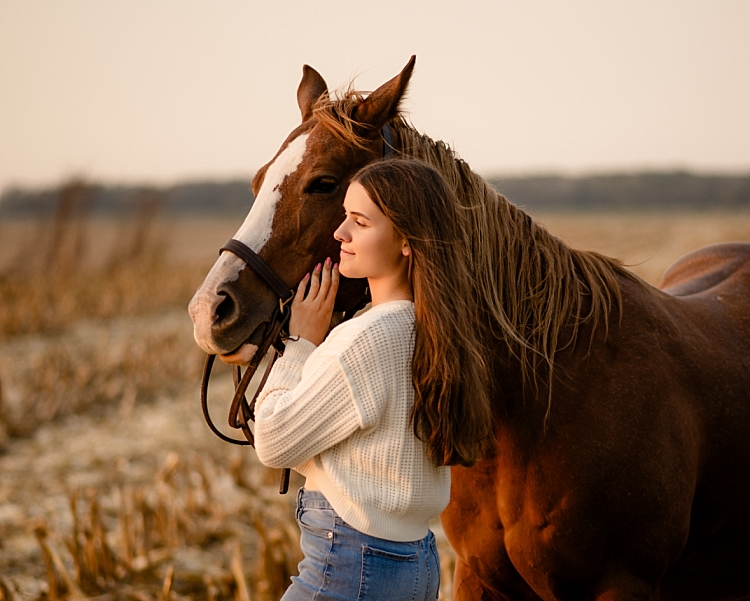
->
[1, 208, 749, 601]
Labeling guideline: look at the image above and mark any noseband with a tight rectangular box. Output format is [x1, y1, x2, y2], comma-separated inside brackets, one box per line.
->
[199, 124, 395, 493]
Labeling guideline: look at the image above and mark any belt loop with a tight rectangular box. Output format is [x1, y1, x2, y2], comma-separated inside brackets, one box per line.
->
[295, 487, 304, 519]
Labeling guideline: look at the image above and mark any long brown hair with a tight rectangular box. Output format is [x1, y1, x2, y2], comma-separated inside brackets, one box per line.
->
[353, 159, 494, 467]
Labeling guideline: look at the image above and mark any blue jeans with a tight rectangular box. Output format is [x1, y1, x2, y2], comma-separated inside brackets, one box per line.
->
[281, 488, 441, 601]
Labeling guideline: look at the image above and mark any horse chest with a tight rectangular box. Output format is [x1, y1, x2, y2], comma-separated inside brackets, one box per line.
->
[444, 446, 603, 598]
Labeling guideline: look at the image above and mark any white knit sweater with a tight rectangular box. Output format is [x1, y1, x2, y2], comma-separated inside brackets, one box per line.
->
[254, 300, 451, 542]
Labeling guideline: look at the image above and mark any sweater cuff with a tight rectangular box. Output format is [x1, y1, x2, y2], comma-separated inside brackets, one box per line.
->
[262, 337, 317, 392]
[282, 337, 317, 366]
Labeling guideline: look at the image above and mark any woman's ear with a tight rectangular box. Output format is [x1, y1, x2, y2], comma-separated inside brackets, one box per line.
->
[402, 240, 411, 257]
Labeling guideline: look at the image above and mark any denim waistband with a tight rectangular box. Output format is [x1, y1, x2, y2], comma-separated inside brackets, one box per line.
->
[296, 487, 335, 510]
[295, 488, 433, 548]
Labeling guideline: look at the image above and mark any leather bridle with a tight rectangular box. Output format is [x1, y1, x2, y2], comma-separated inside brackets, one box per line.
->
[199, 124, 396, 493]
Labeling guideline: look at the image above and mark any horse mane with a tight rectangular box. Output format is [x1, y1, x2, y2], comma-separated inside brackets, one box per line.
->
[313, 88, 640, 410]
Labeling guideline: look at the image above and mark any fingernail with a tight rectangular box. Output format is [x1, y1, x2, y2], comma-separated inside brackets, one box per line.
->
[325, 257, 331, 266]
[334, 263, 338, 269]
[316, 263, 322, 271]
[304, 272, 310, 279]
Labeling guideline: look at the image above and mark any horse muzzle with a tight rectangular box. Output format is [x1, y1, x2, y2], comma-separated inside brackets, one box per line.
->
[188, 278, 272, 361]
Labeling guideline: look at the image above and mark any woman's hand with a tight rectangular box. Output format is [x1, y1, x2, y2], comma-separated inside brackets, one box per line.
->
[288, 258, 339, 346]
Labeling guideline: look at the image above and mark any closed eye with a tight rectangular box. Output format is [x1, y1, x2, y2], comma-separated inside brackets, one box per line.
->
[343, 211, 368, 228]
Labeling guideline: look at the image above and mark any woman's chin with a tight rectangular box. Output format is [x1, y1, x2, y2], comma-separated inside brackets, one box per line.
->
[338, 263, 357, 279]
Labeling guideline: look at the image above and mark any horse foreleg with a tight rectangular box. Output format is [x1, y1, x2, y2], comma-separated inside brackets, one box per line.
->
[591, 570, 660, 601]
[453, 561, 487, 600]
[594, 591, 659, 601]
[453, 557, 542, 601]
[453, 558, 503, 601]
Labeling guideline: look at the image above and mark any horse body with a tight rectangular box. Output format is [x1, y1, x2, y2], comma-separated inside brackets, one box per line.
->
[188, 58, 750, 600]
[446, 252, 750, 600]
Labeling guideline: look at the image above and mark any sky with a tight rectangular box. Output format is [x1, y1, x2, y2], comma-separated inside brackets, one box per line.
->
[1, 1, 749, 193]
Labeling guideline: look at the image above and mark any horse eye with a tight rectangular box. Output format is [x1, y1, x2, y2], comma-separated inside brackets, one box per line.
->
[306, 177, 339, 196]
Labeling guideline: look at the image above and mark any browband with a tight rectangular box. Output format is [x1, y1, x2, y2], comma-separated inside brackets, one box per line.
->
[382, 123, 396, 159]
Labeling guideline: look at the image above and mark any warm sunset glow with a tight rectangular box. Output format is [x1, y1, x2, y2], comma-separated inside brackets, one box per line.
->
[1, 0, 749, 192]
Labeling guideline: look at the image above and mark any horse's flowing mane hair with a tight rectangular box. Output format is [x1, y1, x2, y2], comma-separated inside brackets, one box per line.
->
[314, 88, 639, 426]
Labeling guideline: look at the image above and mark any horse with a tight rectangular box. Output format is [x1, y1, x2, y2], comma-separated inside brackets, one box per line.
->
[188, 57, 750, 600]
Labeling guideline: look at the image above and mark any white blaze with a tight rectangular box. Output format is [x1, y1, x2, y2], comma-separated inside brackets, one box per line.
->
[235, 133, 309, 252]
[188, 132, 310, 356]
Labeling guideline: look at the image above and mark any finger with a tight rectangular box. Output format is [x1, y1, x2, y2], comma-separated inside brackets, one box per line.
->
[330, 263, 340, 293]
[292, 273, 310, 310]
[322, 264, 339, 312]
[319, 257, 332, 298]
[307, 263, 322, 300]
[324, 263, 340, 308]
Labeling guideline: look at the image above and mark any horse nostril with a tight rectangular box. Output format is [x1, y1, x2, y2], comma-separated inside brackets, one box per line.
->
[214, 291, 238, 327]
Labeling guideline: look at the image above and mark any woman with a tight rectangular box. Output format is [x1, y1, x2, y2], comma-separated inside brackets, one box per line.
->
[254, 158, 493, 600]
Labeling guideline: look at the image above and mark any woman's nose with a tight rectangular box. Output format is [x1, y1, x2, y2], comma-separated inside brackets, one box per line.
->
[333, 221, 349, 242]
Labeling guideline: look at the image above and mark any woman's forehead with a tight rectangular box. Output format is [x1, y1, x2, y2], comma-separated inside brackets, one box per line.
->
[343, 181, 380, 217]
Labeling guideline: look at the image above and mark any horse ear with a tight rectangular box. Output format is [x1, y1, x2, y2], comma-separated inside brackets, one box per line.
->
[354, 55, 416, 130]
[297, 65, 328, 122]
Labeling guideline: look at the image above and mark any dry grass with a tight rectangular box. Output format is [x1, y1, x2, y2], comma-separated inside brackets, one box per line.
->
[0, 181, 212, 338]
[0, 263, 209, 338]
[0, 312, 203, 439]
[0, 181, 235, 439]
[533, 210, 750, 285]
[22, 451, 303, 601]
[1, 184, 749, 600]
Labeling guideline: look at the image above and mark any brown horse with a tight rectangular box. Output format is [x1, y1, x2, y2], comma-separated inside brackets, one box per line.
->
[188, 57, 750, 600]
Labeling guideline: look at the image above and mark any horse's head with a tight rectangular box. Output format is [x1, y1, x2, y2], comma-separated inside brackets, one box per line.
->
[188, 56, 416, 363]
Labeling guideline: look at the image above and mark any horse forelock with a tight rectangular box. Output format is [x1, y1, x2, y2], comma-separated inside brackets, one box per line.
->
[312, 88, 376, 150]
[234, 132, 311, 253]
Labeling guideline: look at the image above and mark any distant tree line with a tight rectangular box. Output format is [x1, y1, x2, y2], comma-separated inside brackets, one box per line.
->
[0, 180, 255, 220]
[488, 171, 750, 212]
[2, 171, 750, 219]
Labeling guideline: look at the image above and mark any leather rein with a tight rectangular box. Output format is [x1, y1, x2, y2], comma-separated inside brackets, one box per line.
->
[199, 124, 395, 494]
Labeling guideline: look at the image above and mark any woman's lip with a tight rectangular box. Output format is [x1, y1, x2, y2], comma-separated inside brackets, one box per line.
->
[341, 249, 355, 256]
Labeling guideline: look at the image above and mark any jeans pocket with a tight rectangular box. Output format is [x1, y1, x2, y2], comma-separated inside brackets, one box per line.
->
[357, 544, 419, 601]
[297, 506, 335, 539]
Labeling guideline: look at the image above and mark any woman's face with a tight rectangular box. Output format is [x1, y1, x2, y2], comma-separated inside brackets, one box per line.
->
[333, 181, 409, 281]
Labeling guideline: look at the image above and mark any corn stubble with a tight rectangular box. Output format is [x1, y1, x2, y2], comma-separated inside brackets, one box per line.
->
[20, 452, 301, 601]
[0, 184, 309, 600]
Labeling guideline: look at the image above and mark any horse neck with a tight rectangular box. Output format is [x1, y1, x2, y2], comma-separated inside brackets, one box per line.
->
[394, 121, 629, 400]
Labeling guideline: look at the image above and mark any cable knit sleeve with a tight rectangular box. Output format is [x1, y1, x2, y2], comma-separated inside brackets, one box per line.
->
[254, 337, 366, 469]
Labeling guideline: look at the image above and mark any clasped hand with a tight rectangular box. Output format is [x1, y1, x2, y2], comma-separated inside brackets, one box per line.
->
[288, 258, 339, 346]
